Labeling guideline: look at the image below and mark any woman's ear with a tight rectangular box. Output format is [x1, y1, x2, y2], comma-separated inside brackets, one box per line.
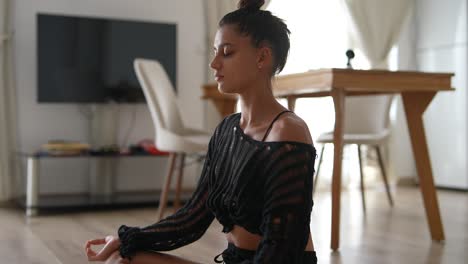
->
[257, 45, 273, 70]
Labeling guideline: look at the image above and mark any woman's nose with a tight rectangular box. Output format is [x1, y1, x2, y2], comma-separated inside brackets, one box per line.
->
[210, 56, 220, 70]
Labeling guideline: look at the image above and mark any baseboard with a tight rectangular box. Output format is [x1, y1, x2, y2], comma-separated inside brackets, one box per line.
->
[0, 199, 16, 208]
[434, 186, 468, 192]
[396, 177, 468, 192]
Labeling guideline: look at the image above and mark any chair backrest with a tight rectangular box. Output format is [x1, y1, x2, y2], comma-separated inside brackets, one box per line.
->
[343, 95, 394, 134]
[134, 58, 185, 135]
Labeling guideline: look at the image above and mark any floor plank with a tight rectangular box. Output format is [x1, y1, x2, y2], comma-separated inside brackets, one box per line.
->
[0, 209, 61, 264]
[1, 186, 467, 263]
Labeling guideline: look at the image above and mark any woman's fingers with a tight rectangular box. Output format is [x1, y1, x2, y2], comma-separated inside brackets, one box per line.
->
[87, 246, 106, 261]
[87, 251, 107, 261]
[85, 241, 97, 258]
[86, 247, 96, 256]
[87, 238, 106, 246]
[85, 238, 108, 261]
[95, 240, 118, 259]
[85, 238, 106, 252]
[86, 248, 100, 261]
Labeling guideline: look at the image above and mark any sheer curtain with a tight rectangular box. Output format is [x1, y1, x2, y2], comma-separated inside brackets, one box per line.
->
[267, 0, 410, 190]
[267, 0, 359, 189]
[342, 0, 415, 185]
[203, 0, 238, 82]
[343, 0, 414, 69]
[0, 0, 19, 202]
[267, 0, 363, 142]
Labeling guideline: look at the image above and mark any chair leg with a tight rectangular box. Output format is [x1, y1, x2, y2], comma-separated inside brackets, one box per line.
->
[357, 144, 366, 212]
[375, 146, 394, 207]
[174, 153, 186, 210]
[158, 153, 177, 221]
[313, 144, 325, 196]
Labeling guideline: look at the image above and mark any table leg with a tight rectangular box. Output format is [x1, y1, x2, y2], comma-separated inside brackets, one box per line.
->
[402, 92, 445, 241]
[287, 96, 297, 111]
[212, 98, 237, 117]
[26, 157, 39, 217]
[331, 88, 345, 250]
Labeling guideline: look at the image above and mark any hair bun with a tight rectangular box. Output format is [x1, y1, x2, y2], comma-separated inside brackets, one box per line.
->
[238, 0, 264, 10]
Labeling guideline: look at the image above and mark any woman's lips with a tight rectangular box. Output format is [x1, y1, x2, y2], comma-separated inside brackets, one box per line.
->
[215, 76, 224, 82]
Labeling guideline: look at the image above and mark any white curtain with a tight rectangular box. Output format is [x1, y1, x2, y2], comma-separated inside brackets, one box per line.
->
[341, 0, 415, 183]
[0, 0, 19, 202]
[343, 0, 415, 69]
[204, 0, 238, 82]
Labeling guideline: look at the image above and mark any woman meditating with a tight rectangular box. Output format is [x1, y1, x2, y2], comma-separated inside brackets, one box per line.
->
[85, 0, 317, 263]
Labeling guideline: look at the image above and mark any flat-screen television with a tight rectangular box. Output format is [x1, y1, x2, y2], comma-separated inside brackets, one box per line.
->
[37, 13, 177, 103]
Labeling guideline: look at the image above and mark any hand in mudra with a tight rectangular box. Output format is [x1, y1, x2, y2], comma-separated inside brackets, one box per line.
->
[85, 235, 127, 263]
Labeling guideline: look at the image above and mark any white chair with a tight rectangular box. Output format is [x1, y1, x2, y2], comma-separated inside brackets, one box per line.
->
[314, 95, 394, 212]
[134, 58, 212, 220]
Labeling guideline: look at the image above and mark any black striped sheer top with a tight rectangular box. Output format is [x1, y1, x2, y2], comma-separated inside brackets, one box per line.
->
[118, 112, 316, 263]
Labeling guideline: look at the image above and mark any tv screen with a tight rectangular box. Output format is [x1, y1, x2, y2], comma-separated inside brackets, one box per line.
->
[37, 13, 177, 103]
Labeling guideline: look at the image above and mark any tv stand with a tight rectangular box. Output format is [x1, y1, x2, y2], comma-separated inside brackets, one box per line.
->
[21, 152, 183, 216]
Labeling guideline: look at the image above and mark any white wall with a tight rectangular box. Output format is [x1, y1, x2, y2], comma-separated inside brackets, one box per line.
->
[13, 0, 208, 194]
[390, 9, 418, 181]
[386, 1, 468, 189]
[414, 0, 468, 189]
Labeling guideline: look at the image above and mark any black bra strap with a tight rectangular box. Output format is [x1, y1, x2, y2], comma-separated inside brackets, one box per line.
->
[261, 110, 293, 142]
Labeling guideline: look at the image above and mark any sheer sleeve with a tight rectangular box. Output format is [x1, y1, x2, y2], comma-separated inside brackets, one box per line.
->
[117, 130, 219, 259]
[253, 144, 316, 264]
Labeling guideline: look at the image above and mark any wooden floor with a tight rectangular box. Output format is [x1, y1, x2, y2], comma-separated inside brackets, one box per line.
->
[1, 186, 467, 264]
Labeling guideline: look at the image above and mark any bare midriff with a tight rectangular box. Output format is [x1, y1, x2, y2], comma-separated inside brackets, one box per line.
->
[225, 225, 314, 252]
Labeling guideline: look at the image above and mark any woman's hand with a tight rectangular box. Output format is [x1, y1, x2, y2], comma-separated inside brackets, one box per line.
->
[85, 235, 121, 262]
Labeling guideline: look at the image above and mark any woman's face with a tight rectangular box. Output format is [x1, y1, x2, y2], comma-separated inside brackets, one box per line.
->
[210, 25, 261, 94]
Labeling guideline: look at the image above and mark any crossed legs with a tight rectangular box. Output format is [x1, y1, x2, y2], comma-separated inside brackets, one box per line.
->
[105, 250, 200, 264]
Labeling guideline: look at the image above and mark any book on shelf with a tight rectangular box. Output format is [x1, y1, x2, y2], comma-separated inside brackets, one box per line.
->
[41, 140, 91, 155]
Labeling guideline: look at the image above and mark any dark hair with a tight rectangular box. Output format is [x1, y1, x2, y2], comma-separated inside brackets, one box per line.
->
[219, 0, 290, 75]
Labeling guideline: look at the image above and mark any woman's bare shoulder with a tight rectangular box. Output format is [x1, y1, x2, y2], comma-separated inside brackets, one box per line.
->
[268, 113, 313, 145]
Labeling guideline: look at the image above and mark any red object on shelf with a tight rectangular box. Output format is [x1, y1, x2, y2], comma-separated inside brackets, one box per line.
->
[138, 139, 170, 156]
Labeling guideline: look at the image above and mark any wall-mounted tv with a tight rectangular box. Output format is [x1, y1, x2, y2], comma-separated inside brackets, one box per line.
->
[37, 13, 177, 103]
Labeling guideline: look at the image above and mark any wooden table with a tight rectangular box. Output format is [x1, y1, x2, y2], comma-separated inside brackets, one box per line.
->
[202, 68, 454, 250]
